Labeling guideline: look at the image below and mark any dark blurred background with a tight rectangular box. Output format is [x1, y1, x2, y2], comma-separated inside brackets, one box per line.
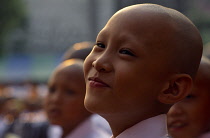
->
[0, 0, 210, 91]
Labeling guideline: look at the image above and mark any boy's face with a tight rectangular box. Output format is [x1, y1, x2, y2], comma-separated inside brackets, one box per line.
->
[45, 66, 90, 128]
[84, 13, 170, 118]
[167, 74, 210, 138]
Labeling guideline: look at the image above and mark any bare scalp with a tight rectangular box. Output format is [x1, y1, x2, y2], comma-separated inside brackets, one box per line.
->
[110, 4, 203, 78]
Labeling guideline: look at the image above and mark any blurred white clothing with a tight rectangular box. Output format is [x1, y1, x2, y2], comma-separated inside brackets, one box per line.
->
[111, 114, 169, 138]
[49, 114, 111, 138]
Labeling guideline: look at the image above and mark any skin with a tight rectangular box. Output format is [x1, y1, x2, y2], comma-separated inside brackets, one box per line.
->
[45, 59, 91, 138]
[167, 57, 210, 138]
[84, 4, 202, 137]
[62, 41, 94, 61]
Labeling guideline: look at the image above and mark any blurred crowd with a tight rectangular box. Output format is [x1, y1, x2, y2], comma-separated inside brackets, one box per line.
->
[0, 82, 48, 138]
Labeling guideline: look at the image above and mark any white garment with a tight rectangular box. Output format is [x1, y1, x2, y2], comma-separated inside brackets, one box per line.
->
[48, 125, 62, 138]
[48, 114, 111, 138]
[91, 114, 112, 135]
[0, 116, 7, 138]
[199, 132, 210, 138]
[111, 114, 169, 138]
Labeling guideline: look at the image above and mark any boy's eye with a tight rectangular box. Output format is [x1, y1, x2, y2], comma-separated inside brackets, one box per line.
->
[185, 94, 194, 99]
[95, 43, 105, 48]
[48, 87, 55, 94]
[119, 49, 135, 56]
[66, 90, 75, 95]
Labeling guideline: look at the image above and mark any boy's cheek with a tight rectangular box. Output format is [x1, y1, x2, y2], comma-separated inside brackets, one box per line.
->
[84, 60, 92, 73]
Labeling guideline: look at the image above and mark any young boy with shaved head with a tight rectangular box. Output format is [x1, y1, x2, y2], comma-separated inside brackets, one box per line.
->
[168, 56, 210, 138]
[83, 3, 203, 138]
[44, 59, 111, 138]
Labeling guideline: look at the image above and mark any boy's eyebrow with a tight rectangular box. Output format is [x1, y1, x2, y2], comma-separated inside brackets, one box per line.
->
[96, 28, 109, 41]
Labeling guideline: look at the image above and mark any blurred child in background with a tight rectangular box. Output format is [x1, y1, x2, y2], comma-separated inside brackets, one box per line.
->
[44, 59, 110, 138]
[167, 56, 210, 138]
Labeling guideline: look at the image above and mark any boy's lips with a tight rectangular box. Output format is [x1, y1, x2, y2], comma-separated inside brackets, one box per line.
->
[48, 108, 62, 118]
[168, 120, 188, 131]
[88, 77, 109, 87]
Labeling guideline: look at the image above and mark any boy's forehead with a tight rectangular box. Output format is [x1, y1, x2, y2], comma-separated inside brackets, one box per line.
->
[57, 64, 83, 76]
[102, 6, 175, 43]
[97, 12, 174, 57]
[108, 9, 167, 29]
[49, 65, 84, 86]
[196, 61, 210, 85]
[193, 61, 210, 96]
[51, 61, 84, 80]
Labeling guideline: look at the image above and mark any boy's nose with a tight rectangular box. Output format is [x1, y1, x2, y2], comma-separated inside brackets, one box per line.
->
[168, 103, 184, 117]
[92, 54, 113, 73]
[50, 91, 63, 104]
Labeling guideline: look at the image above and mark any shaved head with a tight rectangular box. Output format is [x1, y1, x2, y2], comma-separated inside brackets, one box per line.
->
[84, 4, 203, 136]
[56, 59, 84, 72]
[49, 59, 85, 87]
[196, 56, 210, 87]
[105, 3, 203, 78]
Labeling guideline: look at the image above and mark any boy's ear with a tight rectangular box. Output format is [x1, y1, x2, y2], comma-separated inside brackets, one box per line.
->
[158, 74, 193, 104]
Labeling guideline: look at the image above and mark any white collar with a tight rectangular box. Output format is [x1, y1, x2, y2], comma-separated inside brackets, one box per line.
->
[111, 114, 169, 138]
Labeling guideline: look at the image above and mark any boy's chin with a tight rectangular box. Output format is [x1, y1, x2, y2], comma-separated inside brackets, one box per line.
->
[84, 97, 108, 115]
[84, 98, 98, 113]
